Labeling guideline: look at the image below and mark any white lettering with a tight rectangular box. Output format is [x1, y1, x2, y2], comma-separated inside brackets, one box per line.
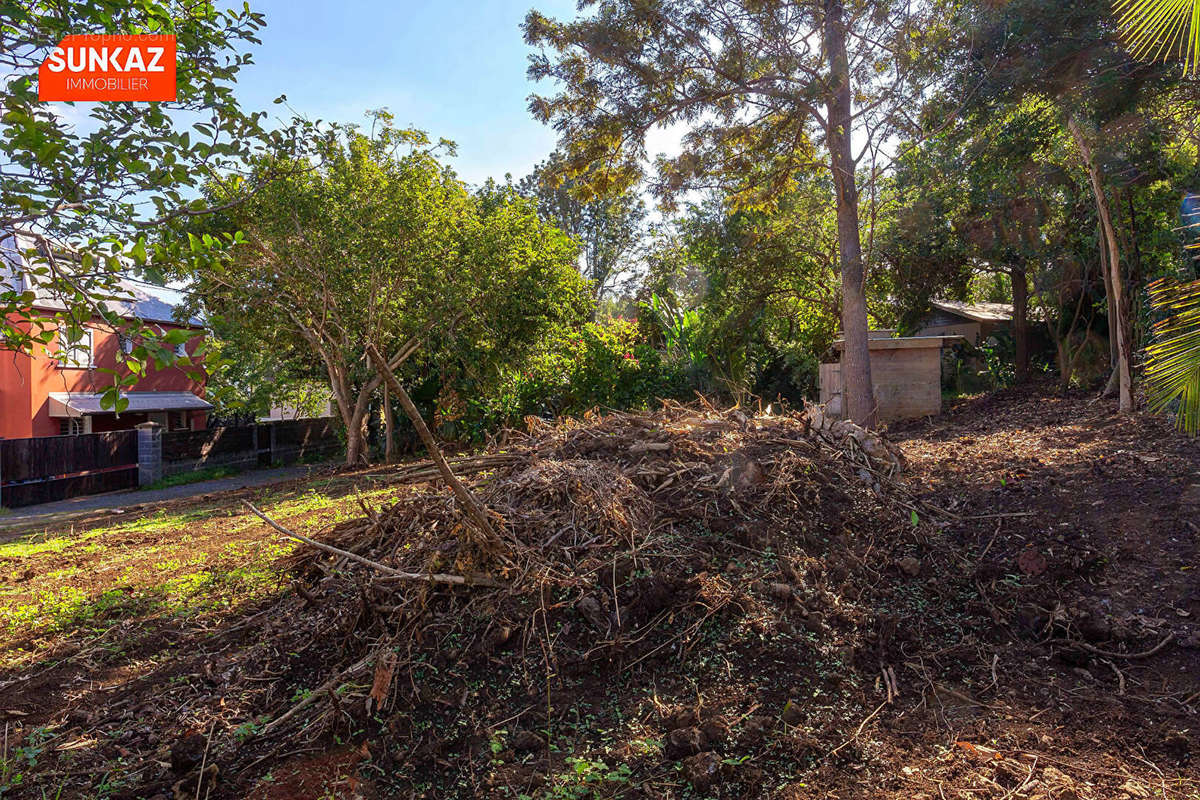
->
[145, 47, 165, 72]
[46, 47, 66, 73]
[66, 47, 86, 72]
[123, 47, 144, 72]
[87, 46, 108, 71]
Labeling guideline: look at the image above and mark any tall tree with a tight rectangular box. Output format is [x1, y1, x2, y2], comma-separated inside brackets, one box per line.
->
[1, 0, 291, 409]
[519, 152, 646, 300]
[887, 99, 1065, 382]
[963, 0, 1180, 411]
[524, 0, 955, 427]
[185, 116, 590, 463]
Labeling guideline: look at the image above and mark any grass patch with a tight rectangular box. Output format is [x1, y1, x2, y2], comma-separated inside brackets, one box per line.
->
[141, 466, 240, 491]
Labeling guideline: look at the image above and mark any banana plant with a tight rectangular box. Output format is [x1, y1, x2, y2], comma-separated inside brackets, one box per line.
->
[1115, 0, 1200, 74]
[1145, 277, 1200, 434]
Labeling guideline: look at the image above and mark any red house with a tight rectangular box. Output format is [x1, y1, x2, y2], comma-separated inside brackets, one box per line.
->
[1, 232, 211, 439]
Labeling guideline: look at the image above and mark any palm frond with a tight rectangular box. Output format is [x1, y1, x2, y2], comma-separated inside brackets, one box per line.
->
[1145, 277, 1200, 435]
[1115, 0, 1200, 75]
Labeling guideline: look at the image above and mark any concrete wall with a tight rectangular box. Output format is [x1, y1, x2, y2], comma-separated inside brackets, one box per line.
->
[867, 346, 942, 421]
[820, 338, 950, 423]
[917, 322, 982, 345]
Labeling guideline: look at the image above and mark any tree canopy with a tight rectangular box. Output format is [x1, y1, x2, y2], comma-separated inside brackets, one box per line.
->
[181, 114, 591, 462]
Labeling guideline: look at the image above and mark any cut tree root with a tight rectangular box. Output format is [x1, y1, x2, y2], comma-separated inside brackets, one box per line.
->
[244, 501, 504, 588]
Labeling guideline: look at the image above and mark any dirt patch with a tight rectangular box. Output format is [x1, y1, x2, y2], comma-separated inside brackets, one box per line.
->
[1, 389, 1196, 799]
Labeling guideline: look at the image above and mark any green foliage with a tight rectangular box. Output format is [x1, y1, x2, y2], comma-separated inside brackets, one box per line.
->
[537, 757, 632, 800]
[461, 318, 689, 436]
[178, 113, 591, 461]
[140, 465, 240, 491]
[0, 0, 297, 410]
[519, 152, 647, 298]
[1145, 277, 1200, 434]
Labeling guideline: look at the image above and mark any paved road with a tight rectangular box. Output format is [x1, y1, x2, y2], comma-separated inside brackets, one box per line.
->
[0, 465, 317, 531]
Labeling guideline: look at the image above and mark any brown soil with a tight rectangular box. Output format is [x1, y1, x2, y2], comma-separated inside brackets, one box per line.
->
[1, 385, 1197, 800]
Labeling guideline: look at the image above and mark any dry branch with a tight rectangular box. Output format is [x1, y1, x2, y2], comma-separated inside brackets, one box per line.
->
[365, 344, 505, 550]
[243, 501, 503, 588]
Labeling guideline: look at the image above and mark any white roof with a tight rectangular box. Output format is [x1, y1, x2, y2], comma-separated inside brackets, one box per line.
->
[48, 391, 213, 417]
[1, 230, 203, 327]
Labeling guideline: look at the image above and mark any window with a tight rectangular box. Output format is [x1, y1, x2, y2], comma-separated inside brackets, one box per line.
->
[118, 333, 134, 355]
[170, 411, 189, 431]
[59, 417, 90, 436]
[174, 340, 188, 358]
[57, 329, 93, 368]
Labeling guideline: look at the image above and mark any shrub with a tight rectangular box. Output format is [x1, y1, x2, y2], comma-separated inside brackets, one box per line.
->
[459, 318, 691, 435]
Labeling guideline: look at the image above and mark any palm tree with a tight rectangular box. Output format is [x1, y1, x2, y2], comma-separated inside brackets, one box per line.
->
[1115, 0, 1200, 75]
[1145, 277, 1200, 434]
[1114, 2, 1200, 433]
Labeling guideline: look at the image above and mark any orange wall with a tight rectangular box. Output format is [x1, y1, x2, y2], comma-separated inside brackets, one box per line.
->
[1, 317, 206, 439]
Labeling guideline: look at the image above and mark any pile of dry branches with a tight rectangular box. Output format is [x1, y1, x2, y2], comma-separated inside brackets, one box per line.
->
[247, 400, 915, 742]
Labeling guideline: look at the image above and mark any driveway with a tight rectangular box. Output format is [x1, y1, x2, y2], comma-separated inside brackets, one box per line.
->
[0, 465, 319, 532]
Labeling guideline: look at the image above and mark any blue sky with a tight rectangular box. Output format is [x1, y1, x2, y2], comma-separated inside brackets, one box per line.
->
[234, 0, 579, 186]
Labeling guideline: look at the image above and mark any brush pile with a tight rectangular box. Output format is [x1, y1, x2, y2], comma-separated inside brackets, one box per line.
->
[225, 400, 960, 796]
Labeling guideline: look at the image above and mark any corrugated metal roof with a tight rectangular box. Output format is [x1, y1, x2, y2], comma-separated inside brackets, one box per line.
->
[48, 391, 213, 417]
[1, 230, 203, 327]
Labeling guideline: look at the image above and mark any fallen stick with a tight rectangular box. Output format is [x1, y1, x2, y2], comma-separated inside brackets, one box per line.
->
[261, 652, 375, 736]
[961, 511, 1038, 520]
[1045, 632, 1175, 660]
[243, 502, 503, 588]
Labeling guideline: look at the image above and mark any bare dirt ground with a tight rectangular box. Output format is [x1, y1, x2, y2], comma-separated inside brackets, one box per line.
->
[0, 385, 1196, 800]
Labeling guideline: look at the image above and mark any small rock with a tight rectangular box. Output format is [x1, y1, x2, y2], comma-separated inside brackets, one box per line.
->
[780, 700, 804, 726]
[665, 726, 705, 759]
[575, 595, 609, 633]
[740, 715, 773, 742]
[169, 732, 207, 774]
[700, 715, 729, 746]
[682, 751, 722, 791]
[661, 708, 699, 731]
[897, 557, 922, 577]
[768, 583, 794, 602]
[510, 730, 543, 753]
[1017, 548, 1048, 577]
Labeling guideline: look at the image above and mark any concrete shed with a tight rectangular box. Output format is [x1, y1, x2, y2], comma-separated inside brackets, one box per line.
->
[819, 335, 963, 423]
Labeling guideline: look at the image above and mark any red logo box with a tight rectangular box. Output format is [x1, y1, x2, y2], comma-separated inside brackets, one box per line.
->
[39, 35, 176, 102]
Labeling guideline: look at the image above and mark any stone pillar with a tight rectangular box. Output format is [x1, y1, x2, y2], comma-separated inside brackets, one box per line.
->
[137, 422, 162, 487]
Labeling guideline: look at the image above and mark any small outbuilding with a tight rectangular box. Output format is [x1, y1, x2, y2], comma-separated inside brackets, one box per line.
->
[819, 335, 963, 423]
[914, 300, 1015, 346]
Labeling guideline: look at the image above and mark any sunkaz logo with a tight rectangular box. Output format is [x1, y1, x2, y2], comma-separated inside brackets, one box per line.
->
[39, 35, 176, 102]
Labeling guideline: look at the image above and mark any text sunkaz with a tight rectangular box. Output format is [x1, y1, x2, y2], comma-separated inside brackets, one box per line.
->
[44, 45, 167, 74]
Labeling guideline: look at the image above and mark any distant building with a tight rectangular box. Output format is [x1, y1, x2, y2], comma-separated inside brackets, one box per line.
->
[915, 300, 1015, 346]
[0, 231, 211, 439]
[259, 398, 334, 422]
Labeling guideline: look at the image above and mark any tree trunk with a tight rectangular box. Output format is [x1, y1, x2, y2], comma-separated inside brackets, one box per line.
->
[383, 383, 395, 463]
[823, 0, 876, 428]
[1069, 117, 1132, 413]
[365, 345, 502, 551]
[1011, 266, 1030, 383]
[344, 409, 368, 465]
